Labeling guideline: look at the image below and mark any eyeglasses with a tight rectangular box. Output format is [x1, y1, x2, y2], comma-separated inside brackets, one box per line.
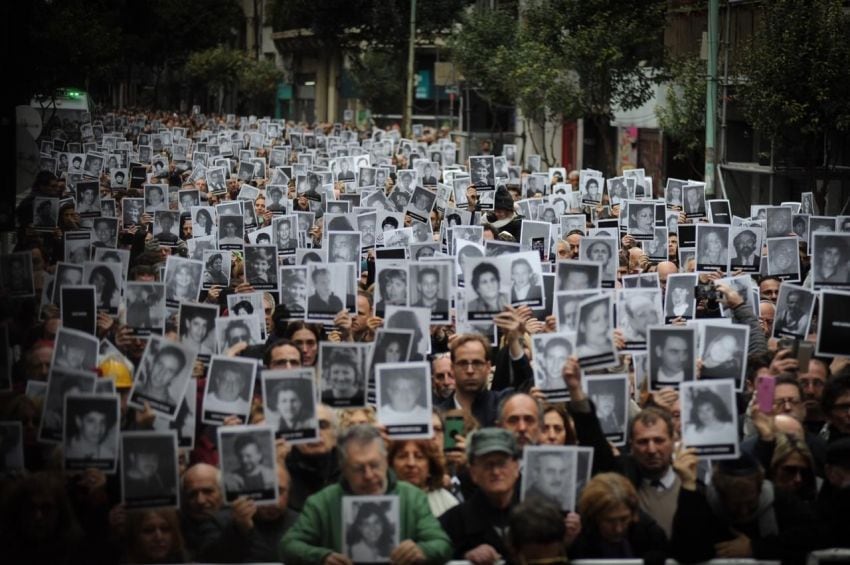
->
[454, 360, 488, 370]
[773, 397, 802, 408]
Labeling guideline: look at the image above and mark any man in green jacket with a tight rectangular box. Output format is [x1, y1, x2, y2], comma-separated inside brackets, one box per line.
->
[279, 424, 452, 565]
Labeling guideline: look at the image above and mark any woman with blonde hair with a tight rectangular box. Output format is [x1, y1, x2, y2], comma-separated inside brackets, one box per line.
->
[570, 472, 668, 560]
[769, 433, 819, 502]
[124, 508, 187, 563]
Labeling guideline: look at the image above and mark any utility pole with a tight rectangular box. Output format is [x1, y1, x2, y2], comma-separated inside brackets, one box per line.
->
[704, 0, 719, 194]
[403, 0, 417, 138]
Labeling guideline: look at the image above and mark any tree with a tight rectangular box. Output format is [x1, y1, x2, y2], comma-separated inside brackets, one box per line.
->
[736, 0, 850, 211]
[656, 56, 705, 177]
[449, 0, 667, 173]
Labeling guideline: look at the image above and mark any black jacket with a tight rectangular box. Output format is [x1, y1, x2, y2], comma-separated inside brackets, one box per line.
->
[439, 489, 515, 560]
[569, 510, 668, 564]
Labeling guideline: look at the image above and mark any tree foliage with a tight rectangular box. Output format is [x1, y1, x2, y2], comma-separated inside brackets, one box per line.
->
[348, 51, 405, 114]
[656, 56, 705, 173]
[736, 0, 850, 196]
[448, 0, 666, 171]
[184, 47, 283, 113]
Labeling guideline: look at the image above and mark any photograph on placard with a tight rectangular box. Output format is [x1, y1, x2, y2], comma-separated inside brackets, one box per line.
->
[766, 237, 801, 281]
[262, 369, 319, 442]
[585, 374, 629, 445]
[555, 260, 601, 292]
[469, 155, 495, 191]
[219, 426, 279, 504]
[812, 232, 850, 288]
[680, 379, 739, 459]
[278, 266, 308, 321]
[202, 250, 231, 289]
[305, 262, 356, 323]
[683, 184, 706, 218]
[772, 284, 815, 341]
[91, 217, 118, 248]
[83, 261, 123, 315]
[163, 256, 203, 307]
[766, 206, 794, 238]
[507, 252, 545, 308]
[376, 362, 433, 439]
[408, 262, 451, 323]
[1, 251, 35, 298]
[554, 290, 598, 333]
[618, 288, 663, 351]
[664, 273, 698, 321]
[63, 393, 119, 472]
[52, 326, 99, 373]
[39, 368, 97, 443]
[342, 495, 400, 564]
[152, 380, 196, 450]
[665, 179, 687, 210]
[384, 306, 431, 360]
[374, 263, 408, 318]
[218, 215, 245, 250]
[463, 256, 510, 321]
[580, 174, 603, 205]
[178, 303, 217, 360]
[729, 227, 763, 272]
[648, 326, 696, 390]
[816, 290, 850, 357]
[366, 329, 416, 403]
[202, 356, 257, 425]
[319, 342, 369, 408]
[531, 333, 575, 402]
[575, 294, 617, 369]
[700, 323, 749, 390]
[120, 431, 179, 509]
[125, 282, 166, 336]
[127, 336, 196, 420]
[274, 215, 299, 256]
[520, 446, 577, 512]
[579, 237, 617, 287]
[215, 314, 263, 353]
[244, 245, 279, 291]
[627, 202, 656, 239]
[695, 224, 730, 273]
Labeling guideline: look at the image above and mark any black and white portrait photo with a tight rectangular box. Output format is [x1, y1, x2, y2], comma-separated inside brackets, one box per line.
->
[575, 294, 617, 369]
[729, 227, 763, 272]
[816, 290, 850, 357]
[178, 189, 200, 212]
[508, 252, 545, 308]
[627, 202, 656, 239]
[261, 369, 318, 442]
[376, 362, 433, 438]
[124, 282, 166, 336]
[143, 184, 168, 213]
[463, 256, 511, 321]
[700, 323, 749, 389]
[680, 379, 739, 459]
[643, 227, 668, 262]
[319, 343, 369, 408]
[206, 166, 227, 194]
[83, 261, 123, 315]
[122, 197, 144, 227]
[664, 273, 697, 321]
[202, 356, 257, 424]
[683, 184, 706, 218]
[772, 284, 815, 341]
[579, 237, 617, 287]
[63, 394, 119, 472]
[39, 368, 96, 443]
[520, 446, 577, 512]
[121, 431, 179, 509]
[404, 187, 437, 224]
[665, 179, 687, 209]
[202, 250, 231, 289]
[766, 206, 793, 238]
[342, 495, 400, 564]
[216, 315, 263, 352]
[580, 174, 603, 205]
[128, 335, 197, 419]
[178, 302, 217, 359]
[2, 251, 35, 298]
[585, 374, 629, 445]
[812, 232, 850, 288]
[648, 326, 696, 389]
[91, 217, 118, 249]
[556, 260, 601, 292]
[218, 215, 245, 250]
[33, 197, 59, 229]
[531, 333, 574, 401]
[373, 264, 408, 318]
[695, 224, 730, 272]
[328, 232, 362, 265]
[469, 155, 495, 191]
[52, 327, 99, 372]
[244, 245, 278, 291]
[617, 288, 663, 350]
[407, 262, 451, 323]
[75, 181, 101, 216]
[766, 236, 801, 281]
[64, 231, 92, 263]
[219, 426, 278, 503]
[164, 256, 203, 308]
[274, 215, 298, 255]
[554, 290, 597, 333]
[305, 263, 356, 323]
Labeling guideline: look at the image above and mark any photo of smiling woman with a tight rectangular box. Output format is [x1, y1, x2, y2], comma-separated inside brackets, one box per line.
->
[343, 497, 399, 564]
[465, 259, 510, 321]
[680, 379, 739, 458]
[262, 373, 317, 442]
[63, 394, 119, 471]
[376, 362, 433, 438]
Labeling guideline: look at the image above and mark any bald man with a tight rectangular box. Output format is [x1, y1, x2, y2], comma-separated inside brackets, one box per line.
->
[181, 463, 227, 558]
[656, 261, 678, 293]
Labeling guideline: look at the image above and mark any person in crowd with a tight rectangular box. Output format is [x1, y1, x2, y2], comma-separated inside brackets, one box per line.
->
[124, 509, 188, 564]
[388, 439, 459, 517]
[279, 425, 452, 564]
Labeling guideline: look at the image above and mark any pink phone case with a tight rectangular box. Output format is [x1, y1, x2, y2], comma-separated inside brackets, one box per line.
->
[757, 376, 776, 413]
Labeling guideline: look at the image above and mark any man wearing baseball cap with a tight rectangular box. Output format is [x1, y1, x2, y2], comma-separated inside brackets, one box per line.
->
[439, 428, 520, 563]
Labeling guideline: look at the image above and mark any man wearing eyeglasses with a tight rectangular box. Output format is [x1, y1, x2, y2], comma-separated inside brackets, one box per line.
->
[437, 326, 532, 428]
[280, 425, 452, 565]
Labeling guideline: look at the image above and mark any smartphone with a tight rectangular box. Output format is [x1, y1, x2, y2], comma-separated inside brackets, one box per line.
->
[797, 342, 813, 373]
[756, 375, 776, 413]
[444, 415, 465, 451]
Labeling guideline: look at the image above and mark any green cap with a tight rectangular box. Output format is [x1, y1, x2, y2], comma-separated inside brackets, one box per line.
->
[467, 428, 518, 461]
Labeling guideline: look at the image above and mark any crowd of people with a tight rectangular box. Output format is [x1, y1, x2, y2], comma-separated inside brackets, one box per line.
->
[0, 107, 849, 565]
